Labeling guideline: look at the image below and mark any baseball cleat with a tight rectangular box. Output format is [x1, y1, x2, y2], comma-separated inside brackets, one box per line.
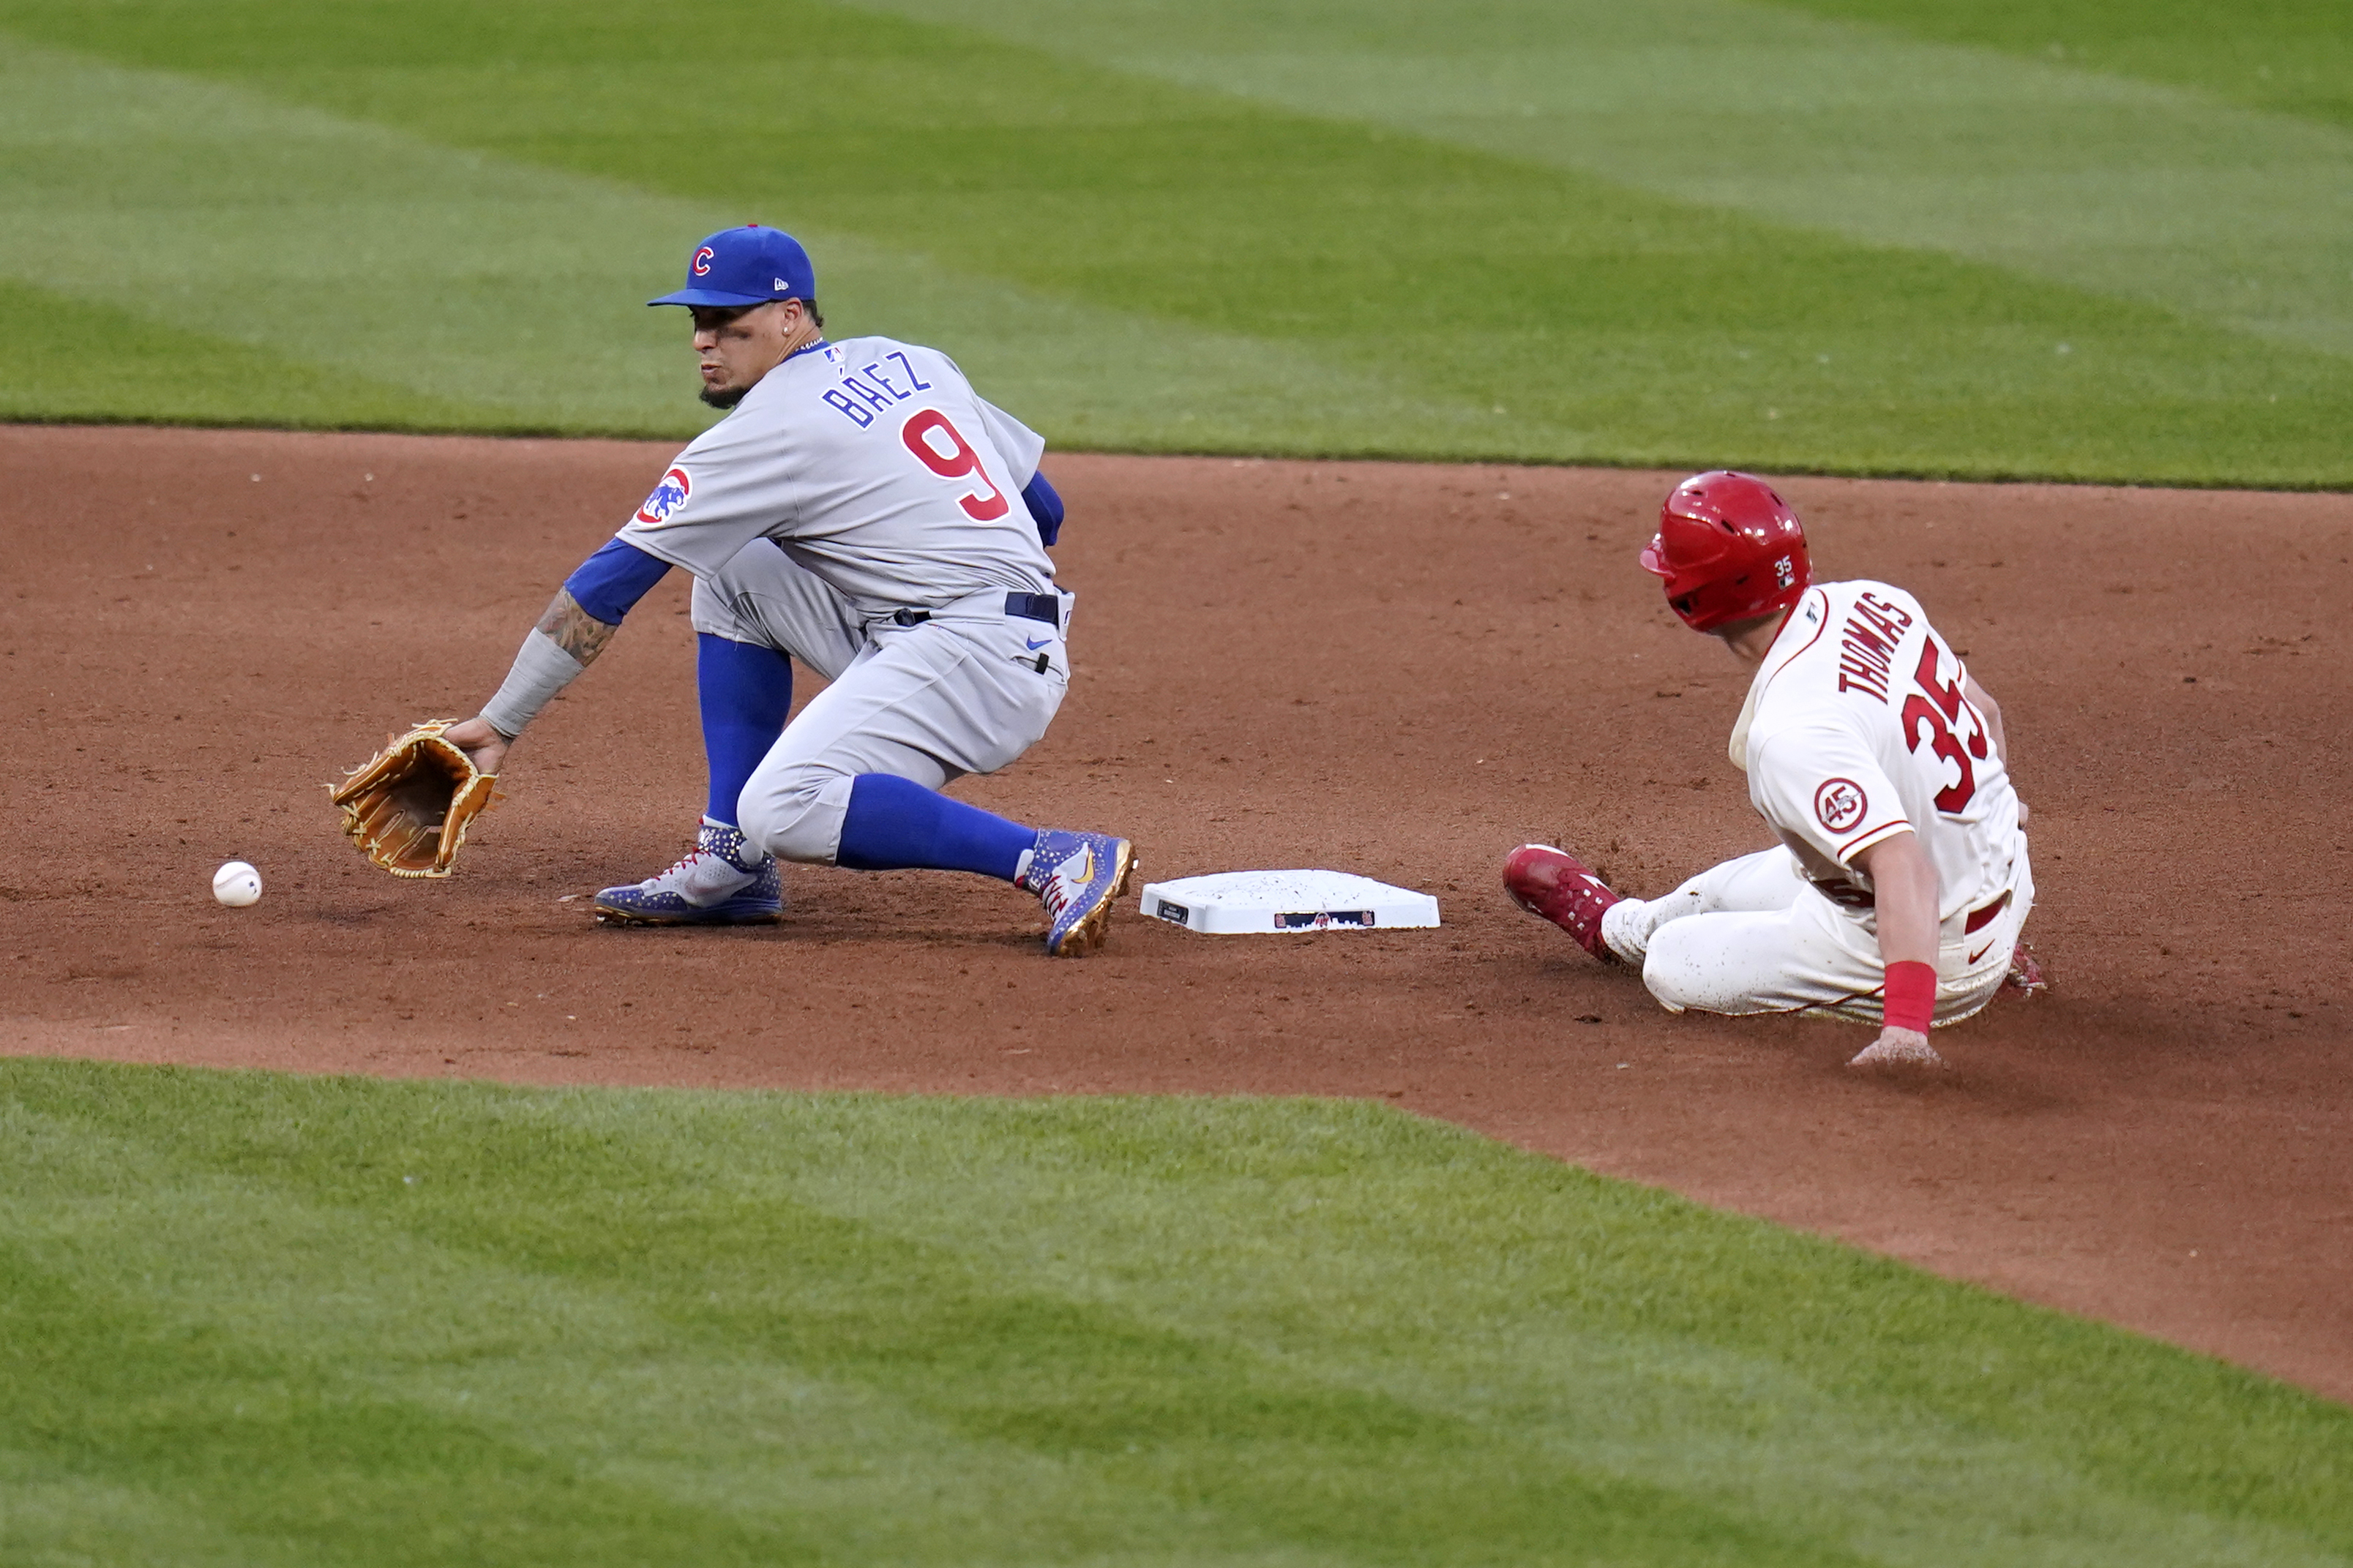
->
[1020, 829, 1135, 956]
[1503, 844, 1623, 961]
[594, 819, 782, 926]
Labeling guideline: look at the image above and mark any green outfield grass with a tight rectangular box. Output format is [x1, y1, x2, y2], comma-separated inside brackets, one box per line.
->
[0, 0, 2346, 483]
[1776, 0, 2353, 129]
[3, 1059, 2350, 1566]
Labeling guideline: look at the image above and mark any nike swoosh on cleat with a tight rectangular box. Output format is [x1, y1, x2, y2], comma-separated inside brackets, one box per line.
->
[1967, 940, 1997, 965]
[1069, 846, 1094, 884]
[1025, 635, 1052, 650]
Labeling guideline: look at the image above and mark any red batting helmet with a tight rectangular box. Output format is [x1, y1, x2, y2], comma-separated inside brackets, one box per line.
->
[1639, 471, 1810, 633]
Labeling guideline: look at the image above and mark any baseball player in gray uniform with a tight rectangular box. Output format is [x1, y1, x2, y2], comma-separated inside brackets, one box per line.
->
[443, 225, 1134, 955]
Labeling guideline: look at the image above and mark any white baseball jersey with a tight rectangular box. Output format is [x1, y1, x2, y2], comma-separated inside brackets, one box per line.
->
[1729, 579, 2027, 925]
[617, 337, 1056, 616]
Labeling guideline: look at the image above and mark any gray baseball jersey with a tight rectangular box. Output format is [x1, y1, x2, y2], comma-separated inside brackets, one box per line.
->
[618, 336, 1055, 615]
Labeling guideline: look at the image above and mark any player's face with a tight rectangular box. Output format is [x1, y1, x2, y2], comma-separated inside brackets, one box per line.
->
[689, 302, 797, 408]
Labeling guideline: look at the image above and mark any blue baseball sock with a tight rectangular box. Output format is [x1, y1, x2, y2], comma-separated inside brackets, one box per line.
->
[697, 633, 793, 826]
[837, 773, 1034, 880]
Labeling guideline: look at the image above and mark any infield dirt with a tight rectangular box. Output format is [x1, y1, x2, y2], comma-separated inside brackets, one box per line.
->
[4, 424, 2348, 1400]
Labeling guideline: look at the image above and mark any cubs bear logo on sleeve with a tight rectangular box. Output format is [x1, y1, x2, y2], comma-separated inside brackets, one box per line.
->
[635, 467, 692, 527]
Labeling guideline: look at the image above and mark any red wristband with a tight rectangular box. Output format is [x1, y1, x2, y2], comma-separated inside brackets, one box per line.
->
[1882, 960, 1937, 1034]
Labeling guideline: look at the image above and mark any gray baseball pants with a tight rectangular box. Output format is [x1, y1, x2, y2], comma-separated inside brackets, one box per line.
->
[689, 541, 1070, 865]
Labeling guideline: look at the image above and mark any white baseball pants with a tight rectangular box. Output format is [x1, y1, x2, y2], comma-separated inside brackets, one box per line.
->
[1600, 847, 2034, 1027]
[689, 541, 1069, 865]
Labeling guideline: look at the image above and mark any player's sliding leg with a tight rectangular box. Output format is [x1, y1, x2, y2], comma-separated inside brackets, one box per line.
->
[1596, 847, 1809, 966]
[1511, 841, 2031, 1027]
[1642, 886, 2021, 1028]
[594, 634, 793, 925]
[1509, 841, 1924, 1021]
[1639, 899, 1890, 1021]
[735, 615, 1132, 955]
[1505, 843, 1806, 963]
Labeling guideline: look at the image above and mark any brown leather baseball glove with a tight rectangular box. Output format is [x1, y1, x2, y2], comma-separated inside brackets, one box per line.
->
[329, 719, 500, 878]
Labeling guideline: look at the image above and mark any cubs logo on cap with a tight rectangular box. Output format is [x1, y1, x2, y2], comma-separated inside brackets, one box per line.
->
[650, 225, 817, 309]
[635, 466, 692, 526]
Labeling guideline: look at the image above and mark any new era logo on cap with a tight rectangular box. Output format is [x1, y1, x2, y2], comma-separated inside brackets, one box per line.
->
[648, 225, 818, 309]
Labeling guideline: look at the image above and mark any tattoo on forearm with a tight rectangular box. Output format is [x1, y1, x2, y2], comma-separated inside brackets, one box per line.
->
[536, 588, 619, 665]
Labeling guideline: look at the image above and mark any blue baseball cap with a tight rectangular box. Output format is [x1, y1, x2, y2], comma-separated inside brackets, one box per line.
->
[648, 225, 817, 308]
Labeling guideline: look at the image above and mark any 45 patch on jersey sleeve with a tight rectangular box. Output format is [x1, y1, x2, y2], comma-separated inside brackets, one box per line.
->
[635, 466, 692, 527]
[1813, 776, 1869, 834]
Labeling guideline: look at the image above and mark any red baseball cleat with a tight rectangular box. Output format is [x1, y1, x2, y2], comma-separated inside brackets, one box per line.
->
[1503, 844, 1624, 961]
[2002, 941, 2048, 997]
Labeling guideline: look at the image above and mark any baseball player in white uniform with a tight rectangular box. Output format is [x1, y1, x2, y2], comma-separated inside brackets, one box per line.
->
[1505, 472, 2038, 1068]
[442, 225, 1134, 955]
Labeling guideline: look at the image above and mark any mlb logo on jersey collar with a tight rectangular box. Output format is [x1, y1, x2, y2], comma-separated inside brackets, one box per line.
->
[649, 225, 816, 308]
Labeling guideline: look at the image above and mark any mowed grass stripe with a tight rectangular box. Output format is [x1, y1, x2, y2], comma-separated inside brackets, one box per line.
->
[0, 36, 706, 432]
[0, 34, 1485, 449]
[862, 0, 2353, 360]
[765, 1119, 2350, 1567]
[3, 2, 2347, 484]
[4, 1066, 1854, 1567]
[1773, 0, 2353, 132]
[4, 1061, 2350, 1566]
[0, 278, 495, 432]
[0, 1113, 1321, 1567]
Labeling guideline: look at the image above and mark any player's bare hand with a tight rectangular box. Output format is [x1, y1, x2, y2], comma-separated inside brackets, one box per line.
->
[444, 716, 510, 776]
[1849, 1027, 1945, 1071]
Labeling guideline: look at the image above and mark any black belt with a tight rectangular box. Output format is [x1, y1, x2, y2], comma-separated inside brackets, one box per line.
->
[891, 593, 1060, 630]
[1004, 592, 1061, 628]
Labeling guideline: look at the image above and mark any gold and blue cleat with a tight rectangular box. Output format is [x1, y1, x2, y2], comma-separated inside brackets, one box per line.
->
[1020, 829, 1136, 956]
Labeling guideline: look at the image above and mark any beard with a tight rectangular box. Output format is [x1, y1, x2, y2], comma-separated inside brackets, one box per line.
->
[699, 382, 749, 410]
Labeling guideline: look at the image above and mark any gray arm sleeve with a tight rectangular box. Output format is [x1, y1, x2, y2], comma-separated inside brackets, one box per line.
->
[479, 629, 586, 740]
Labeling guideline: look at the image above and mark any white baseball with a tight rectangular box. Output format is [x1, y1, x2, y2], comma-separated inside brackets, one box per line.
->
[212, 860, 263, 907]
